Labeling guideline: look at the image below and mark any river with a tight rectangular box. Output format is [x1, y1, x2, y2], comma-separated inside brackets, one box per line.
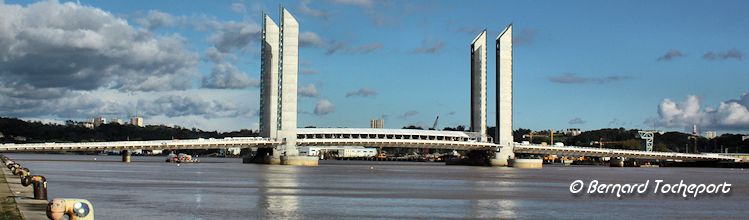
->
[5, 153, 749, 219]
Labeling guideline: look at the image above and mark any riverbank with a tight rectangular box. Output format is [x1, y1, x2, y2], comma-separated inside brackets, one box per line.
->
[0, 165, 47, 220]
[0, 168, 22, 220]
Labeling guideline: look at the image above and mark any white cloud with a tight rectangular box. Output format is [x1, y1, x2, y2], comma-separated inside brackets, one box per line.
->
[135, 10, 183, 30]
[331, 0, 374, 8]
[653, 94, 749, 131]
[412, 38, 444, 54]
[703, 48, 743, 61]
[314, 99, 334, 116]
[548, 73, 632, 84]
[298, 84, 320, 97]
[349, 43, 383, 53]
[568, 117, 586, 125]
[0, 88, 259, 131]
[207, 19, 260, 53]
[399, 110, 419, 119]
[346, 87, 378, 97]
[657, 49, 685, 62]
[0, 1, 199, 92]
[230, 2, 246, 13]
[0, 1, 266, 132]
[201, 61, 259, 89]
[201, 47, 258, 89]
[299, 31, 324, 47]
[298, 0, 329, 20]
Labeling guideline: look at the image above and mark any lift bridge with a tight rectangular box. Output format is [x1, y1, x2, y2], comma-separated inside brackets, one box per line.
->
[0, 128, 738, 162]
[0, 10, 740, 164]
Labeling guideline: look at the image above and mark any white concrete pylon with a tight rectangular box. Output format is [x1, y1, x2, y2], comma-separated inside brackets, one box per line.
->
[260, 13, 279, 140]
[279, 7, 299, 156]
[470, 30, 487, 142]
[496, 24, 513, 146]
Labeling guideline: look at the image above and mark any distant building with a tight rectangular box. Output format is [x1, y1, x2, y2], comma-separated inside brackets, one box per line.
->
[300, 146, 377, 158]
[705, 131, 717, 139]
[111, 118, 124, 125]
[130, 116, 144, 127]
[0, 132, 4, 138]
[93, 117, 106, 127]
[370, 119, 384, 128]
[565, 128, 582, 136]
[82, 121, 94, 129]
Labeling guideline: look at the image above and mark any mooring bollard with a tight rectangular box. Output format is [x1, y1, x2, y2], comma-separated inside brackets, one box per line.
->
[30, 175, 47, 200]
[13, 167, 29, 176]
[21, 175, 32, 187]
[0, 156, 49, 200]
[47, 198, 94, 220]
[9, 162, 19, 170]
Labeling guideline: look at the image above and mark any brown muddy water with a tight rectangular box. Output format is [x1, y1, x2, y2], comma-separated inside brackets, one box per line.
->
[6, 153, 749, 219]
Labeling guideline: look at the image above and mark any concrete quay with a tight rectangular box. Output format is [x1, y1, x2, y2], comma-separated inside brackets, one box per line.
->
[1, 167, 47, 220]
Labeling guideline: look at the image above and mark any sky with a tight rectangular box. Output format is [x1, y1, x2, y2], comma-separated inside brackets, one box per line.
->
[0, 0, 748, 134]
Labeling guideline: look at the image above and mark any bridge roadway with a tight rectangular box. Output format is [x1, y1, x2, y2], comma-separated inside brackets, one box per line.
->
[514, 144, 739, 161]
[0, 137, 279, 152]
[0, 128, 738, 161]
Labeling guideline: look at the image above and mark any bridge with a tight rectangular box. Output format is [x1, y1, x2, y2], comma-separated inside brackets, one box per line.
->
[0, 8, 741, 165]
[296, 128, 496, 150]
[0, 130, 737, 162]
[0, 137, 278, 152]
[514, 144, 738, 161]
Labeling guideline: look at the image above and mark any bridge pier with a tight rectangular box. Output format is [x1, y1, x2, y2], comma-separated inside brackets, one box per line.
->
[243, 148, 281, 165]
[280, 156, 318, 166]
[243, 147, 318, 166]
[609, 157, 625, 167]
[121, 150, 131, 163]
[489, 146, 515, 167]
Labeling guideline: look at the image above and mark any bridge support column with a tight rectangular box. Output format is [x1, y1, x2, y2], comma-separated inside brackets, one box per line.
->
[489, 146, 515, 167]
[280, 155, 319, 166]
[243, 148, 282, 165]
[243, 147, 319, 166]
[610, 157, 625, 167]
[121, 150, 131, 163]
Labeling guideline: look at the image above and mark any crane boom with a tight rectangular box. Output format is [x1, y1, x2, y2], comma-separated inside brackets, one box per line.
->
[431, 116, 439, 130]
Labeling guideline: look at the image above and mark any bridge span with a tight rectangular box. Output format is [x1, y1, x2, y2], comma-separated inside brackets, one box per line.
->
[296, 128, 495, 150]
[0, 137, 279, 152]
[514, 144, 738, 162]
[0, 128, 738, 162]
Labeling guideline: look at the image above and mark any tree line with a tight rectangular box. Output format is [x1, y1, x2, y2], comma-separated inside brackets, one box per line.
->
[0, 117, 257, 143]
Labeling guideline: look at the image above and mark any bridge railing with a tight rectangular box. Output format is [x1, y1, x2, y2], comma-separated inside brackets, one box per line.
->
[0, 137, 279, 152]
[514, 143, 737, 160]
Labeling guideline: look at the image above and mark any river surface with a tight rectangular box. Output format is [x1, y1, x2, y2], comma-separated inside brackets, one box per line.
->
[5, 153, 749, 219]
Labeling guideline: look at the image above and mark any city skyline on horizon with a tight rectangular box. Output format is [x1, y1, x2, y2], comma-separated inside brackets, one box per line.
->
[0, 0, 748, 134]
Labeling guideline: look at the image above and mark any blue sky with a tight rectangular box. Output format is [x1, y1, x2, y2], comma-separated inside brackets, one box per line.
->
[1, 0, 748, 133]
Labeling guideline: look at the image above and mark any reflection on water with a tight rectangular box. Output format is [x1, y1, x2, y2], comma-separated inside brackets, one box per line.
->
[475, 199, 517, 218]
[258, 166, 300, 219]
[6, 154, 749, 219]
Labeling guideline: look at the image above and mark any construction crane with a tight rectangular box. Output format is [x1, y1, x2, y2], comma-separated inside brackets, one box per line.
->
[591, 138, 629, 149]
[522, 129, 561, 144]
[638, 130, 660, 152]
[431, 116, 439, 130]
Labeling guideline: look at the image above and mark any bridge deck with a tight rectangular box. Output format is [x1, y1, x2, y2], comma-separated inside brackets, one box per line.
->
[514, 144, 737, 161]
[0, 134, 738, 162]
[0, 137, 278, 152]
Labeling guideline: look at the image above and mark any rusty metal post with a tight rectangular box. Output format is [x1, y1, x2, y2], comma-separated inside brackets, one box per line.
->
[30, 175, 47, 200]
[47, 198, 94, 220]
